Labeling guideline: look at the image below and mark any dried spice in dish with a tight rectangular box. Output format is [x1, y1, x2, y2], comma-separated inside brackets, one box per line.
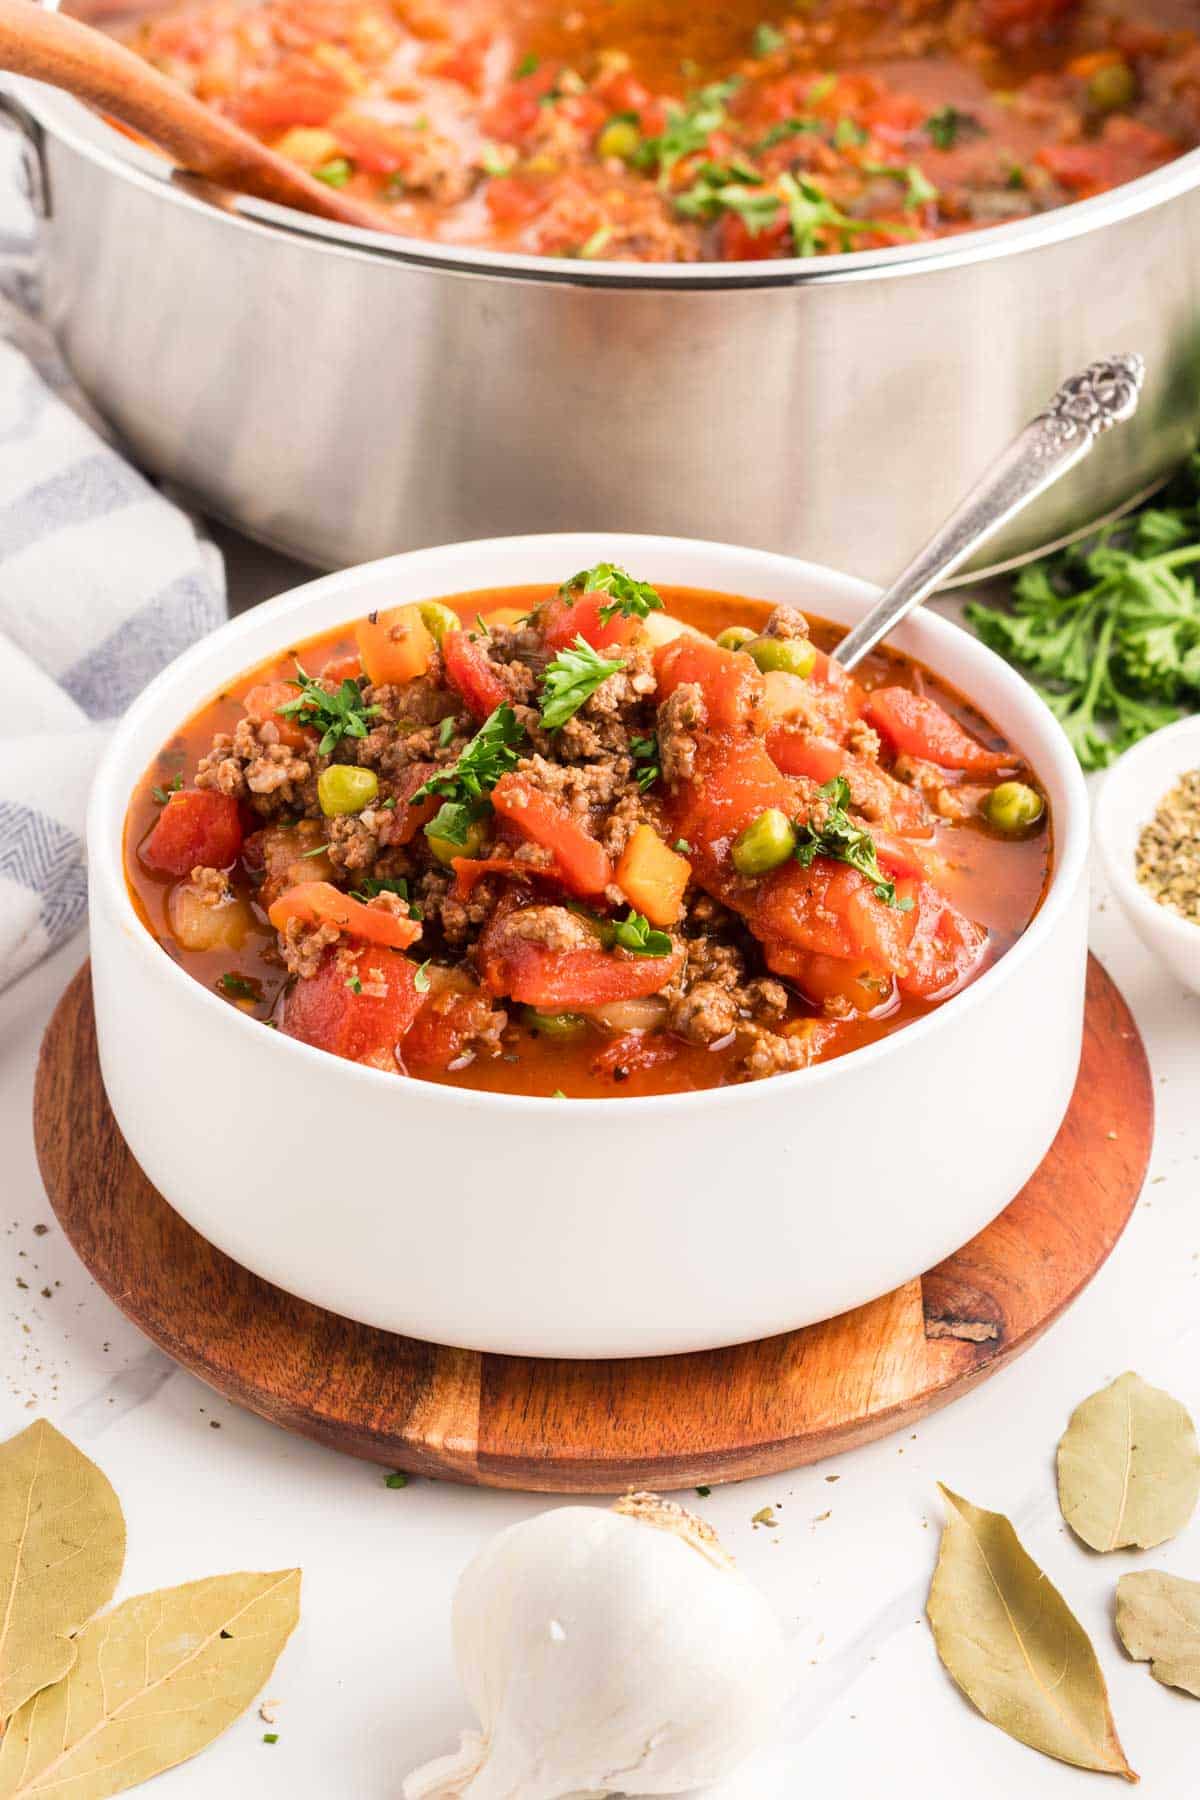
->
[1136, 768, 1200, 922]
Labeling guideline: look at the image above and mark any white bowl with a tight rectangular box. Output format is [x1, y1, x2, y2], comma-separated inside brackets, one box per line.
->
[88, 534, 1090, 1359]
[1095, 715, 1200, 994]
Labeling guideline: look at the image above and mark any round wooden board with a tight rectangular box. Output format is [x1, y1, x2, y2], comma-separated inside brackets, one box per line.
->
[35, 957, 1151, 1493]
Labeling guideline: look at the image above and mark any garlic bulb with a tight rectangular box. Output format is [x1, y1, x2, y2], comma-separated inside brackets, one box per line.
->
[404, 1492, 787, 1800]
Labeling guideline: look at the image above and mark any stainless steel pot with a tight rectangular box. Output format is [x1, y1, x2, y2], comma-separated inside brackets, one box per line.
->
[8, 78, 1200, 581]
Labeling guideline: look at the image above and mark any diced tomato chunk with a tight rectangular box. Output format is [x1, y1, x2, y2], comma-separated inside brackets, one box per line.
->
[897, 878, 988, 999]
[590, 1031, 681, 1079]
[863, 688, 1013, 774]
[755, 859, 915, 973]
[141, 789, 242, 876]
[480, 935, 683, 1008]
[402, 981, 497, 1069]
[484, 173, 547, 226]
[653, 636, 763, 732]
[767, 733, 929, 833]
[281, 946, 424, 1065]
[490, 774, 613, 897]
[1036, 117, 1178, 196]
[389, 763, 442, 846]
[442, 631, 508, 719]
[540, 588, 637, 653]
[230, 69, 349, 131]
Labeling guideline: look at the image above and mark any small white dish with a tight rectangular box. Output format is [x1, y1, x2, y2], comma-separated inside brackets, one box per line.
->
[1095, 714, 1200, 994]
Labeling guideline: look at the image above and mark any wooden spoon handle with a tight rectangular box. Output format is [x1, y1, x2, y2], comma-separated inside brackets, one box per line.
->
[0, 0, 396, 234]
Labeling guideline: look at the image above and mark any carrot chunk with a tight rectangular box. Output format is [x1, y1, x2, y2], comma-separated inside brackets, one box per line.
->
[268, 880, 421, 949]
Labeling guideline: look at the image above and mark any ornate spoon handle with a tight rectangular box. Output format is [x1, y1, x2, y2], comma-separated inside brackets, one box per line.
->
[833, 354, 1146, 672]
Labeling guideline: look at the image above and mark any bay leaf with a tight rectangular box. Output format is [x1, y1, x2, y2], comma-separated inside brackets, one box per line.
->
[0, 1420, 125, 1726]
[927, 1485, 1136, 1781]
[1116, 1570, 1200, 1698]
[0, 1568, 300, 1798]
[1057, 1372, 1200, 1553]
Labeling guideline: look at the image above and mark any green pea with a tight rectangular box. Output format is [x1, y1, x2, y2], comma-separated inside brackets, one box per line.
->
[716, 626, 756, 651]
[318, 765, 379, 816]
[427, 817, 488, 866]
[744, 635, 817, 679]
[523, 1008, 587, 1039]
[597, 118, 642, 161]
[985, 781, 1045, 834]
[1087, 60, 1136, 113]
[418, 601, 461, 644]
[731, 808, 798, 877]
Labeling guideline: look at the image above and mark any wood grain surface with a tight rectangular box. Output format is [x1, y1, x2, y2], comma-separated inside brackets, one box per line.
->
[33, 956, 1153, 1493]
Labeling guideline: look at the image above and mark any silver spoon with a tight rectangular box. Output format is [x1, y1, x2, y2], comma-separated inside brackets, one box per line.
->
[833, 353, 1146, 672]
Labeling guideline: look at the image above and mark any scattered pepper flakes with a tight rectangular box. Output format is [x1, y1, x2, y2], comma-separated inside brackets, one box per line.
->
[695, 1485, 711, 1497]
[32, 1224, 49, 1236]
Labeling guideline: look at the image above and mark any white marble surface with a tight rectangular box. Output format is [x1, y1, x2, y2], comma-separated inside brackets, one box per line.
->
[4, 572, 1200, 1795]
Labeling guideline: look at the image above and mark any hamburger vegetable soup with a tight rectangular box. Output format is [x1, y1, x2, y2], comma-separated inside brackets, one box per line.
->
[125, 573, 1051, 1097]
[119, 0, 1200, 259]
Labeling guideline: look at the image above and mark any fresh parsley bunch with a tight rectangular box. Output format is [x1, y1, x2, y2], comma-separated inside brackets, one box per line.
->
[966, 456, 1200, 770]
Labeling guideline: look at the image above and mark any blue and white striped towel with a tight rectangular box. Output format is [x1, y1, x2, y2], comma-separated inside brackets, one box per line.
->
[0, 126, 226, 989]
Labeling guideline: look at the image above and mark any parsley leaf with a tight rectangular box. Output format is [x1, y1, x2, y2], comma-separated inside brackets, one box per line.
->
[925, 105, 982, 151]
[609, 909, 675, 957]
[514, 51, 539, 77]
[351, 876, 409, 901]
[674, 163, 781, 233]
[151, 773, 183, 805]
[631, 735, 660, 792]
[412, 705, 524, 805]
[861, 160, 939, 210]
[217, 972, 260, 1000]
[966, 456, 1200, 769]
[277, 664, 380, 757]
[560, 563, 664, 625]
[414, 959, 432, 993]
[313, 157, 353, 188]
[752, 20, 786, 55]
[755, 116, 820, 150]
[794, 777, 912, 909]
[777, 172, 906, 254]
[346, 974, 364, 994]
[539, 635, 623, 730]
[633, 78, 740, 180]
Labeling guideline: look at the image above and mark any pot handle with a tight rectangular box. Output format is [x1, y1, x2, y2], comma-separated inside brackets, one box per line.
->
[0, 86, 50, 220]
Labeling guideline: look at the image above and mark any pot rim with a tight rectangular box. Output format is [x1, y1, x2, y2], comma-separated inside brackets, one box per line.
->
[16, 74, 1200, 290]
[89, 530, 1090, 1117]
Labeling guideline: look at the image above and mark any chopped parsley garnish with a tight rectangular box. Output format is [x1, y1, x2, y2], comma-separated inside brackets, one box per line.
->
[673, 838, 691, 854]
[675, 163, 780, 233]
[277, 664, 380, 756]
[752, 20, 786, 55]
[965, 455, 1200, 769]
[351, 876, 409, 901]
[346, 974, 363, 994]
[539, 636, 623, 730]
[609, 909, 675, 957]
[755, 116, 820, 150]
[633, 78, 740, 180]
[439, 715, 457, 748]
[263, 1734, 280, 1746]
[551, 1088, 567, 1099]
[925, 105, 982, 151]
[514, 52, 539, 77]
[833, 116, 867, 149]
[414, 960, 431, 993]
[560, 563, 664, 625]
[778, 172, 904, 254]
[631, 735, 660, 792]
[151, 773, 183, 805]
[579, 224, 614, 259]
[298, 840, 331, 858]
[217, 972, 260, 1000]
[385, 1471, 409, 1488]
[312, 157, 353, 188]
[794, 777, 912, 909]
[862, 160, 939, 210]
[412, 705, 524, 806]
[480, 141, 514, 176]
[425, 799, 486, 847]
